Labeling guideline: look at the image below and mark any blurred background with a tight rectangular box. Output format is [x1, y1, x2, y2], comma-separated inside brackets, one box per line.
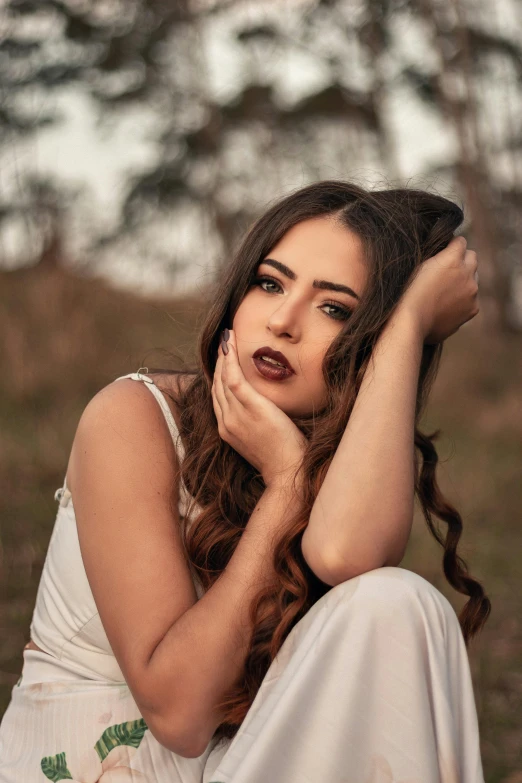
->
[0, 0, 521, 779]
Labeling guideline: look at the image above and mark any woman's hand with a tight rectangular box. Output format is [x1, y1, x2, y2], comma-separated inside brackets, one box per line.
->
[395, 236, 480, 345]
[211, 329, 307, 489]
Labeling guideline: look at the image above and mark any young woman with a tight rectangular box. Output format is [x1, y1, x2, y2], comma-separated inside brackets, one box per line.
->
[0, 180, 490, 783]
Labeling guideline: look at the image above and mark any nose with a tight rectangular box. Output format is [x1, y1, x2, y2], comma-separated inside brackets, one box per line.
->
[266, 297, 302, 340]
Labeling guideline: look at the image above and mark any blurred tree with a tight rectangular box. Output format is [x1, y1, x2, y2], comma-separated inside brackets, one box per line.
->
[0, 0, 521, 326]
[411, 0, 522, 329]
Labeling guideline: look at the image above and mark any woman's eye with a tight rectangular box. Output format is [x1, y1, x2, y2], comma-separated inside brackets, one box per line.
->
[252, 276, 281, 294]
[251, 276, 352, 322]
[322, 302, 353, 321]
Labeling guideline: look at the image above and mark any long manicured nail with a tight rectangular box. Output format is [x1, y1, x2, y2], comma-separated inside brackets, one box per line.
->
[221, 338, 229, 355]
[223, 328, 230, 342]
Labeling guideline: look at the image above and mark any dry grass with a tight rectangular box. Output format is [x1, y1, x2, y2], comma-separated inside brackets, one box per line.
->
[0, 256, 521, 781]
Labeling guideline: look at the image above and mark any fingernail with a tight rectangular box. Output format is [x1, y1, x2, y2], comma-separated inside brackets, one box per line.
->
[222, 339, 229, 355]
[223, 328, 230, 342]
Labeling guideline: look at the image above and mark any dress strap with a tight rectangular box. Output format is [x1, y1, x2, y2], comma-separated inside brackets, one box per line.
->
[54, 482, 72, 507]
[54, 369, 186, 507]
[54, 465, 72, 506]
[113, 368, 186, 462]
[115, 369, 194, 521]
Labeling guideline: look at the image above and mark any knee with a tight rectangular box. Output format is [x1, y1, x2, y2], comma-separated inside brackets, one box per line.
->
[328, 566, 456, 637]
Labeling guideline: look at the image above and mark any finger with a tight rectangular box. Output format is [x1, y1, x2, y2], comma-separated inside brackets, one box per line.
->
[218, 339, 246, 417]
[211, 351, 225, 428]
[430, 235, 466, 268]
[448, 235, 468, 263]
[463, 250, 478, 288]
[211, 385, 224, 431]
[213, 344, 232, 424]
[463, 249, 479, 297]
[454, 235, 467, 251]
[214, 341, 231, 414]
[221, 332, 240, 391]
[221, 330, 257, 408]
[216, 339, 249, 441]
[220, 337, 240, 411]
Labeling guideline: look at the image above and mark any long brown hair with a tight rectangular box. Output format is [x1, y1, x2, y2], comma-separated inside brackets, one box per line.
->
[153, 180, 491, 747]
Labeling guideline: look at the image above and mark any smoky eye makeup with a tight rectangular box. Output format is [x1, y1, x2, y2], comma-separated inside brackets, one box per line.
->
[250, 274, 354, 322]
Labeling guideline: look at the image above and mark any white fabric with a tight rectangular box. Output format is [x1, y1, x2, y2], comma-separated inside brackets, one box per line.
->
[28, 372, 203, 683]
[204, 567, 485, 783]
[0, 372, 485, 782]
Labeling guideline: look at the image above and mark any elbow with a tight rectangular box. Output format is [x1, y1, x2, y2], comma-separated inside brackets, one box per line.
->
[301, 531, 344, 587]
[145, 710, 210, 758]
[134, 686, 210, 758]
[302, 530, 392, 587]
[317, 554, 378, 585]
[302, 512, 411, 586]
[324, 539, 406, 583]
[128, 661, 212, 758]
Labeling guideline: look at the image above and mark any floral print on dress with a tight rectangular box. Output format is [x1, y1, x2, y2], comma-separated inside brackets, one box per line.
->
[40, 719, 149, 782]
[363, 753, 421, 783]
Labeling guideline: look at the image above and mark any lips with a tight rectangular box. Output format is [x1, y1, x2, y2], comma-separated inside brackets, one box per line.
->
[252, 346, 295, 373]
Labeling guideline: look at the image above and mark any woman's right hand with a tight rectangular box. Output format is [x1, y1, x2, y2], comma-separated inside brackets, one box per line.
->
[211, 329, 307, 490]
[395, 236, 480, 345]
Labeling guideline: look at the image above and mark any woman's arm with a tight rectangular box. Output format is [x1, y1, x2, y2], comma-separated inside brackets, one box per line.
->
[147, 477, 299, 755]
[301, 307, 424, 585]
[72, 379, 300, 759]
[302, 236, 479, 587]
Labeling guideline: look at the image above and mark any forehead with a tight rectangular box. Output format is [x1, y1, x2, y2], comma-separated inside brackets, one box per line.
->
[264, 216, 366, 281]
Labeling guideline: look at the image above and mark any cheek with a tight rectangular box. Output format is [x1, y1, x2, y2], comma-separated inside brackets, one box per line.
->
[231, 311, 245, 344]
[232, 298, 253, 334]
[231, 308, 244, 345]
[298, 346, 328, 391]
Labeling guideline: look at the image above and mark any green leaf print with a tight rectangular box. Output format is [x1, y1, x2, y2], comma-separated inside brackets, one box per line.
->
[40, 751, 73, 781]
[94, 718, 148, 762]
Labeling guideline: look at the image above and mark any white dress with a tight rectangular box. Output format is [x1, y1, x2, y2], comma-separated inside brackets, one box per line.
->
[0, 371, 486, 783]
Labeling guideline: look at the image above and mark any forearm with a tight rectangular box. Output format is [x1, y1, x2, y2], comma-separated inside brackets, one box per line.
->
[142, 478, 300, 756]
[302, 308, 424, 584]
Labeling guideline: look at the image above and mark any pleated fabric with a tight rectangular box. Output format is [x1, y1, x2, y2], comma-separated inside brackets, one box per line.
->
[203, 566, 485, 783]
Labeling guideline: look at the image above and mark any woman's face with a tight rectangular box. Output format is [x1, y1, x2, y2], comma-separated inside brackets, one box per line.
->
[232, 215, 368, 417]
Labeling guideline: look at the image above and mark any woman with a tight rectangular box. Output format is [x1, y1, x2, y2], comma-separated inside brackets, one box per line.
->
[0, 180, 490, 783]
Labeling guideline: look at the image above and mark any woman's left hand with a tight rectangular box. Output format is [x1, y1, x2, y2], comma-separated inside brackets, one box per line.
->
[395, 236, 480, 345]
[211, 329, 307, 489]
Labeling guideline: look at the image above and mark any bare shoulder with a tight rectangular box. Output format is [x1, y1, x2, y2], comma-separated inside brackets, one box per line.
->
[66, 371, 197, 495]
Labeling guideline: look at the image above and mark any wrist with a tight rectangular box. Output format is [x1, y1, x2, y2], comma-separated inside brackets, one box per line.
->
[264, 463, 304, 494]
[386, 304, 426, 346]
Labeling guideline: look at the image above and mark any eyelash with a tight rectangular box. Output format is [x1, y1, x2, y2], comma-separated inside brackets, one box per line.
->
[250, 275, 353, 322]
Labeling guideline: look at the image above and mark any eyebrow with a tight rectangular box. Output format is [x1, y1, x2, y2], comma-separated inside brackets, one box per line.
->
[260, 258, 360, 301]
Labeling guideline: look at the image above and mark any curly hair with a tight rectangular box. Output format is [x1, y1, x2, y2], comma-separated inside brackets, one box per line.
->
[150, 180, 491, 748]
